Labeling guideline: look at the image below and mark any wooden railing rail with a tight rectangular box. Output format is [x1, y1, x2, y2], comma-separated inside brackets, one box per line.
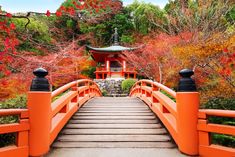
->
[130, 79, 180, 151]
[0, 68, 102, 157]
[0, 109, 29, 157]
[198, 109, 235, 157]
[130, 69, 235, 157]
[50, 79, 101, 145]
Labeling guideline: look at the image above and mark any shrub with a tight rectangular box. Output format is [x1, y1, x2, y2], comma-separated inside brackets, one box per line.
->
[121, 79, 137, 93]
[0, 95, 27, 109]
[101, 90, 108, 96]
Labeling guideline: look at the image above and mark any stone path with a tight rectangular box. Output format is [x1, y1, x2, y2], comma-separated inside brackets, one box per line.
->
[46, 97, 188, 157]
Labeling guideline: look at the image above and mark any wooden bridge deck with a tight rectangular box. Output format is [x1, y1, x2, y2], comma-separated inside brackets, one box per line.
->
[52, 97, 175, 148]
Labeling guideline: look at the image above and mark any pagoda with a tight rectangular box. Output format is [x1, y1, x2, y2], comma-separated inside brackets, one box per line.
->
[86, 28, 137, 79]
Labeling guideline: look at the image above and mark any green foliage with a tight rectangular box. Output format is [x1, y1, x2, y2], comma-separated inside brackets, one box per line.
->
[12, 18, 51, 42]
[127, 0, 166, 34]
[203, 98, 235, 127]
[61, 0, 77, 8]
[80, 10, 134, 45]
[203, 97, 235, 110]
[0, 95, 27, 109]
[160, 90, 176, 102]
[227, 5, 235, 22]
[101, 90, 108, 96]
[66, 19, 76, 28]
[120, 34, 134, 43]
[11, 17, 52, 54]
[18, 41, 44, 55]
[212, 134, 235, 148]
[121, 79, 137, 93]
[0, 133, 16, 148]
[81, 66, 96, 79]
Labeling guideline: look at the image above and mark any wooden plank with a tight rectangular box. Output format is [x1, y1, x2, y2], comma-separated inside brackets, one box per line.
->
[72, 116, 156, 120]
[57, 135, 171, 142]
[65, 123, 162, 129]
[69, 119, 158, 124]
[74, 112, 154, 116]
[0, 146, 29, 157]
[52, 141, 175, 148]
[0, 122, 29, 134]
[61, 128, 167, 135]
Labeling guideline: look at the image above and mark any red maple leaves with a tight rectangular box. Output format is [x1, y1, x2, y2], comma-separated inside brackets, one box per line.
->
[219, 49, 235, 76]
[0, 14, 19, 76]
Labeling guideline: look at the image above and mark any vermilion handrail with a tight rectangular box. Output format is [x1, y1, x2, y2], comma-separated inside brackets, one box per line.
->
[51, 81, 78, 99]
[49, 79, 102, 146]
[0, 109, 28, 117]
[0, 109, 30, 157]
[130, 80, 179, 143]
[131, 79, 176, 98]
[198, 109, 235, 118]
[130, 79, 235, 157]
[0, 79, 102, 157]
[198, 109, 235, 156]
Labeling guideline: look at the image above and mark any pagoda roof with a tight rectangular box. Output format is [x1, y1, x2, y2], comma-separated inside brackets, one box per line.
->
[86, 45, 138, 53]
[86, 28, 140, 53]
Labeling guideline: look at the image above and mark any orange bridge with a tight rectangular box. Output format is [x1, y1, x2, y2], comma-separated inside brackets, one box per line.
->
[0, 68, 234, 157]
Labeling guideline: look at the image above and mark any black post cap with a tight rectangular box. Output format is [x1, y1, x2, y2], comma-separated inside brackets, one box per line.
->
[30, 68, 50, 91]
[33, 67, 48, 77]
[178, 69, 197, 92]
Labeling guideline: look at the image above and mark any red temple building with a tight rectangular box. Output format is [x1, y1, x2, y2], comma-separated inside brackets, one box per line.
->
[86, 28, 138, 79]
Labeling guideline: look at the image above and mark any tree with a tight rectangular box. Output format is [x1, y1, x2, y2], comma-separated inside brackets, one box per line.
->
[124, 32, 192, 85]
[127, 0, 166, 34]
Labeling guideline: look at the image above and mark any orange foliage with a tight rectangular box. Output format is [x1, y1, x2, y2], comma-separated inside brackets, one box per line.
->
[0, 74, 29, 101]
[173, 33, 235, 102]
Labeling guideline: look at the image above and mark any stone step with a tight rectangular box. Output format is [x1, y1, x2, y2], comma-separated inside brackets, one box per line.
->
[52, 141, 175, 148]
[74, 112, 154, 116]
[57, 135, 171, 142]
[72, 115, 156, 120]
[61, 128, 167, 135]
[65, 124, 163, 129]
[76, 111, 152, 113]
[52, 97, 175, 150]
[68, 119, 158, 124]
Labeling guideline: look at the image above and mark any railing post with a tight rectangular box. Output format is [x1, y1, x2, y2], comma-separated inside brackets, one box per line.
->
[176, 69, 199, 155]
[27, 68, 52, 156]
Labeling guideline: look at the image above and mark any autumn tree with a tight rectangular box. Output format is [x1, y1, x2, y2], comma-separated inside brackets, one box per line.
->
[124, 32, 192, 86]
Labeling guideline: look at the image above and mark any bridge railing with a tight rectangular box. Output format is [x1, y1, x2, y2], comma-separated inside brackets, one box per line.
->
[130, 79, 179, 141]
[0, 109, 29, 157]
[130, 79, 199, 155]
[198, 109, 235, 156]
[0, 68, 102, 157]
[130, 69, 235, 157]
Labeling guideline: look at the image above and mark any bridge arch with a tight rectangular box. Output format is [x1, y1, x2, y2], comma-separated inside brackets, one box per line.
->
[0, 68, 234, 157]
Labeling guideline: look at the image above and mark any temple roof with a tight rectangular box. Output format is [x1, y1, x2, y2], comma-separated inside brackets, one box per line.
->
[86, 28, 138, 53]
[86, 45, 137, 52]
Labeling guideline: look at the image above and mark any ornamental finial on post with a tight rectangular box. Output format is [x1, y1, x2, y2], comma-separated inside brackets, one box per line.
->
[178, 69, 197, 92]
[30, 67, 50, 91]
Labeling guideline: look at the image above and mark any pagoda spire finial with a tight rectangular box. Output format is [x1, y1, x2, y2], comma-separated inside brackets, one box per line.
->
[113, 28, 119, 46]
